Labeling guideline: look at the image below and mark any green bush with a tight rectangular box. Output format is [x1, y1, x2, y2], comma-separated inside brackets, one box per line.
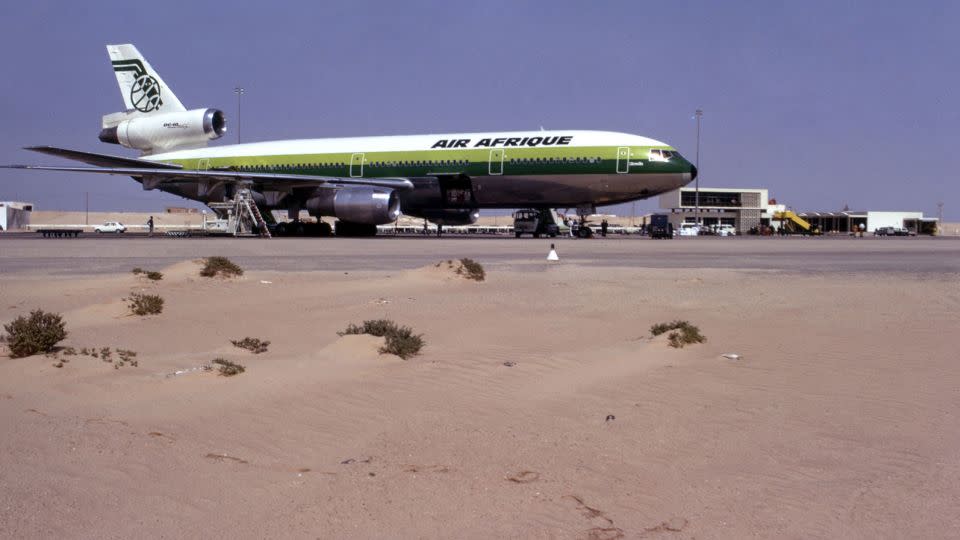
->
[3, 310, 68, 358]
[213, 358, 245, 376]
[127, 293, 164, 316]
[650, 320, 706, 348]
[457, 258, 486, 281]
[339, 319, 425, 360]
[200, 257, 244, 278]
[231, 337, 270, 354]
[132, 267, 145, 275]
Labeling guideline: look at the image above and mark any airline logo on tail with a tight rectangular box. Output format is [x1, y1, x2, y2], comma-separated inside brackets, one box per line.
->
[111, 59, 163, 112]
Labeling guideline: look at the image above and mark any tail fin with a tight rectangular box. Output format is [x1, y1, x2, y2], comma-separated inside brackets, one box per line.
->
[106, 44, 185, 115]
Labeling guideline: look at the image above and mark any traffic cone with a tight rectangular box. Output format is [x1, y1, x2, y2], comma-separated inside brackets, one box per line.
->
[547, 243, 559, 261]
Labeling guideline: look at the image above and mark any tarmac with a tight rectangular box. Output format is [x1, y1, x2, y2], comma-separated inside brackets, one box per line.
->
[1, 234, 958, 275]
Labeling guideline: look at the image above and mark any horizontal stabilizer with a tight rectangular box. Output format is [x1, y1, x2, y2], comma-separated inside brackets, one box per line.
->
[24, 146, 181, 169]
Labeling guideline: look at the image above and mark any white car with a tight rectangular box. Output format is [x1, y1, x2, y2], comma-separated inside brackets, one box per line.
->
[94, 221, 126, 233]
[678, 223, 701, 236]
[713, 224, 737, 236]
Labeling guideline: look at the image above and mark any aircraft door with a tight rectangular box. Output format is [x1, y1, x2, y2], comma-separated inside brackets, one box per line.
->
[350, 153, 365, 177]
[488, 149, 503, 175]
[616, 147, 630, 174]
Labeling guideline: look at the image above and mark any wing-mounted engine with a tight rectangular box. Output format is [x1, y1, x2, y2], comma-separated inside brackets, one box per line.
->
[98, 108, 226, 154]
[305, 187, 401, 225]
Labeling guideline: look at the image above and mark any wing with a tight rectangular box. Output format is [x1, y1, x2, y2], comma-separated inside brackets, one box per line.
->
[23, 146, 182, 169]
[3, 146, 414, 191]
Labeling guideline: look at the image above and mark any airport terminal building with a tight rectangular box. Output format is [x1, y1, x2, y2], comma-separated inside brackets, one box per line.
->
[659, 188, 938, 234]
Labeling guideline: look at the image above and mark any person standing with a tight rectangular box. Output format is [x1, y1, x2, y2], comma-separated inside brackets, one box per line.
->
[147, 216, 154, 237]
[601, 219, 609, 237]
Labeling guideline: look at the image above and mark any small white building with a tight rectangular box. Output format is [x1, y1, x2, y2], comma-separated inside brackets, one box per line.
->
[0, 201, 33, 231]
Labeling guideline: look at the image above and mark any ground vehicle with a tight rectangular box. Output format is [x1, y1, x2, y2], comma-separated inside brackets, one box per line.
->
[512, 209, 566, 238]
[713, 224, 737, 236]
[678, 223, 701, 237]
[94, 221, 126, 233]
[649, 214, 673, 239]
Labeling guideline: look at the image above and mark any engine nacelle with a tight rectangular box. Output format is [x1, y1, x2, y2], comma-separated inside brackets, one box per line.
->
[305, 187, 401, 225]
[408, 208, 480, 225]
[99, 108, 226, 154]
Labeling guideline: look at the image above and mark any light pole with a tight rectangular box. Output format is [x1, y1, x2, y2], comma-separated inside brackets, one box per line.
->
[694, 108, 703, 226]
[233, 86, 245, 144]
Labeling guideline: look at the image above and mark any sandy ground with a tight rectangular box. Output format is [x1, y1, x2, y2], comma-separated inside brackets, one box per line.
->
[1, 248, 958, 538]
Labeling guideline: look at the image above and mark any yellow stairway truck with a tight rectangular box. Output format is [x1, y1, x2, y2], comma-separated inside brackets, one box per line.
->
[773, 211, 812, 232]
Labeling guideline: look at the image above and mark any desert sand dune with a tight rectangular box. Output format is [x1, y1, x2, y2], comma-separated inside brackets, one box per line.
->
[1, 257, 958, 538]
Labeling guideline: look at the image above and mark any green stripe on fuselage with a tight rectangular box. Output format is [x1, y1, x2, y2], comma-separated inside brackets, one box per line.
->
[168, 146, 686, 178]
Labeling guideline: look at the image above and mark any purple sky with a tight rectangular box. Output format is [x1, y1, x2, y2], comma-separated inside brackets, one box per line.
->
[1, 1, 957, 219]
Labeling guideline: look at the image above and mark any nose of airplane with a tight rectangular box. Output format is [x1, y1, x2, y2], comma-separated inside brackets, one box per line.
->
[690, 165, 698, 181]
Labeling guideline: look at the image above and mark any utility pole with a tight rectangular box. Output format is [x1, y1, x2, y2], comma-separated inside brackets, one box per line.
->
[938, 201, 944, 233]
[234, 86, 245, 144]
[694, 108, 703, 226]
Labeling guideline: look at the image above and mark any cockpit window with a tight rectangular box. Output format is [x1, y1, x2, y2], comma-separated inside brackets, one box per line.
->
[648, 148, 674, 162]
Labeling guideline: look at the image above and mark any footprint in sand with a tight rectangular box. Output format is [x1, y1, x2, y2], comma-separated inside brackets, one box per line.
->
[586, 527, 625, 540]
[563, 495, 626, 539]
[148, 431, 176, 443]
[205, 453, 248, 465]
[641, 517, 688, 536]
[404, 464, 450, 474]
[565, 495, 612, 525]
[506, 470, 540, 484]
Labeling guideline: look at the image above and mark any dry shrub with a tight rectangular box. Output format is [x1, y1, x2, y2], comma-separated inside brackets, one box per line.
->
[339, 319, 424, 359]
[213, 358, 245, 376]
[132, 268, 162, 280]
[127, 293, 164, 316]
[457, 258, 485, 281]
[200, 257, 243, 278]
[231, 337, 270, 354]
[3, 310, 68, 358]
[650, 320, 706, 348]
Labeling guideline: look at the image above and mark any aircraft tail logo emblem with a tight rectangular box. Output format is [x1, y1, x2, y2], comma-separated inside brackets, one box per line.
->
[112, 59, 163, 113]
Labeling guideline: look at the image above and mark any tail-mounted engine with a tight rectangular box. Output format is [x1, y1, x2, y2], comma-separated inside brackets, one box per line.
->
[99, 108, 226, 154]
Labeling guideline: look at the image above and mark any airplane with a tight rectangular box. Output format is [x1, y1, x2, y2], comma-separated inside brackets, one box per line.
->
[6, 44, 697, 237]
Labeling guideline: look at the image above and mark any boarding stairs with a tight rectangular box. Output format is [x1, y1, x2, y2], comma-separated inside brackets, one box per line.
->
[240, 194, 272, 238]
[774, 211, 811, 233]
[206, 188, 272, 238]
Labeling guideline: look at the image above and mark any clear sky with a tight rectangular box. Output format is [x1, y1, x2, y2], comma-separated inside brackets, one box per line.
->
[1, 0, 956, 218]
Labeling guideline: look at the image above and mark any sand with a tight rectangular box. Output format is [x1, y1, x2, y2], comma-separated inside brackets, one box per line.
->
[1, 255, 958, 538]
